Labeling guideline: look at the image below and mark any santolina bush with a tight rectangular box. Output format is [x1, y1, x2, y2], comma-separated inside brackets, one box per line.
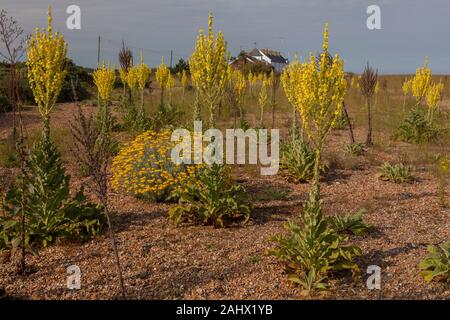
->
[111, 129, 197, 201]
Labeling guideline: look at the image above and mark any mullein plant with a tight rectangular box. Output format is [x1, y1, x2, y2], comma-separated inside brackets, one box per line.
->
[270, 23, 361, 296]
[180, 69, 188, 98]
[396, 58, 444, 143]
[1, 6, 104, 273]
[226, 68, 247, 128]
[258, 74, 269, 128]
[281, 58, 302, 138]
[27, 6, 67, 143]
[135, 51, 151, 128]
[189, 12, 228, 128]
[155, 57, 171, 108]
[269, 70, 280, 128]
[93, 62, 116, 151]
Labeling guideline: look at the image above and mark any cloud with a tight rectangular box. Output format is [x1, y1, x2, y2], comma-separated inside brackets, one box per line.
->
[1, 0, 449, 73]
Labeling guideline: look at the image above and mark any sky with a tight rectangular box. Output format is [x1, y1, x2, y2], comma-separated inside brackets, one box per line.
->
[1, 0, 450, 74]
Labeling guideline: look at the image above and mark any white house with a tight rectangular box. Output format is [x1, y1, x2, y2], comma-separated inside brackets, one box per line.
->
[247, 48, 288, 72]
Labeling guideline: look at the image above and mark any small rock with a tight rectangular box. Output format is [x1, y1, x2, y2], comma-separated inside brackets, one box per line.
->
[139, 271, 148, 279]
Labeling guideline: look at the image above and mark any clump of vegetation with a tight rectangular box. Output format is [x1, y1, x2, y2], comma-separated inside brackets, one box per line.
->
[169, 164, 252, 228]
[0, 139, 19, 167]
[378, 162, 413, 183]
[111, 129, 192, 201]
[255, 186, 291, 202]
[280, 135, 317, 183]
[343, 142, 367, 156]
[396, 58, 444, 144]
[435, 155, 449, 207]
[326, 210, 372, 236]
[419, 242, 450, 284]
[271, 23, 362, 296]
[394, 109, 439, 143]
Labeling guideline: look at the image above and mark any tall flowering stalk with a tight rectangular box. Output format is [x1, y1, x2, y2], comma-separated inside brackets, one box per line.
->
[404, 57, 433, 109]
[136, 51, 151, 110]
[426, 81, 444, 123]
[189, 13, 228, 128]
[93, 62, 116, 105]
[281, 59, 302, 137]
[226, 67, 247, 127]
[155, 58, 170, 107]
[271, 24, 361, 297]
[258, 74, 269, 128]
[93, 62, 116, 149]
[403, 57, 444, 124]
[281, 23, 346, 194]
[27, 6, 67, 142]
[180, 69, 188, 97]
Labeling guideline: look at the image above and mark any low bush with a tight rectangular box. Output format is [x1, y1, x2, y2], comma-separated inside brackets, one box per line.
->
[280, 136, 317, 183]
[395, 110, 439, 144]
[169, 164, 252, 228]
[378, 162, 413, 183]
[111, 129, 191, 201]
[419, 241, 449, 284]
[343, 143, 367, 156]
[326, 210, 372, 236]
[0, 93, 12, 113]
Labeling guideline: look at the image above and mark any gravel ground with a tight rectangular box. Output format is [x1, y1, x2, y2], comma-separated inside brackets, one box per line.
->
[0, 104, 449, 300]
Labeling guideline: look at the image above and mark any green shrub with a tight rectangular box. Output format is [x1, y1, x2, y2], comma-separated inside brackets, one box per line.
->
[149, 103, 183, 130]
[326, 210, 372, 236]
[169, 164, 252, 228]
[0, 140, 19, 167]
[378, 162, 413, 183]
[268, 190, 362, 296]
[395, 110, 438, 144]
[0, 137, 104, 250]
[0, 93, 12, 113]
[332, 111, 348, 129]
[122, 105, 150, 133]
[419, 242, 449, 284]
[280, 136, 317, 183]
[343, 143, 367, 156]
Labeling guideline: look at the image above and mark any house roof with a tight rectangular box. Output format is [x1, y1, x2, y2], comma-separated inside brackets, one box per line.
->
[260, 49, 288, 64]
[247, 48, 288, 64]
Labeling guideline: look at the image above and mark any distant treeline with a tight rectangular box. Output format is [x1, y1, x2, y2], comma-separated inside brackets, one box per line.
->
[0, 59, 93, 112]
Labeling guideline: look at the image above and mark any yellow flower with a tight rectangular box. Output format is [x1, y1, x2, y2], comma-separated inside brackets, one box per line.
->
[93, 62, 116, 102]
[189, 12, 228, 127]
[27, 5, 67, 119]
[156, 57, 170, 90]
[281, 22, 346, 148]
